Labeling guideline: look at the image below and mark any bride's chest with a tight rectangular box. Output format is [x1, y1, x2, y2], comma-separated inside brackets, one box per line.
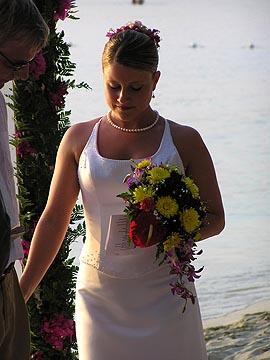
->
[97, 131, 163, 161]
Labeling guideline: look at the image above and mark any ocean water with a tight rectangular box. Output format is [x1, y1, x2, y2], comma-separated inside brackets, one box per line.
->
[57, 0, 270, 320]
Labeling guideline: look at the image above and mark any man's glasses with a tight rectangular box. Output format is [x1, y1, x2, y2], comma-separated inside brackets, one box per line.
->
[0, 50, 33, 72]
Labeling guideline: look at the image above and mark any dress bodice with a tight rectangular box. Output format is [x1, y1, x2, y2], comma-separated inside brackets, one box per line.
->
[78, 117, 184, 278]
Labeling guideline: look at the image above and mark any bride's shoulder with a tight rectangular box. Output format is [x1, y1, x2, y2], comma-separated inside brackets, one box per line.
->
[167, 119, 206, 167]
[61, 117, 101, 162]
[167, 119, 203, 143]
[64, 117, 100, 141]
[69, 117, 101, 134]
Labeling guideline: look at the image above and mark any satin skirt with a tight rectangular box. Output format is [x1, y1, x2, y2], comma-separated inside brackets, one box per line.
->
[75, 261, 207, 360]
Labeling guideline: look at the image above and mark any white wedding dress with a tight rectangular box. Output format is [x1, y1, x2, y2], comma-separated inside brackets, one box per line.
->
[76, 117, 208, 360]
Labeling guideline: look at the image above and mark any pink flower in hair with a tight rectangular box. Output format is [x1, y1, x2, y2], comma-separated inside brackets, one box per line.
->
[106, 20, 161, 47]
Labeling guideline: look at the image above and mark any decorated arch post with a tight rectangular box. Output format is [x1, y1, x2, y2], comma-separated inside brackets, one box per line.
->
[8, 1, 88, 358]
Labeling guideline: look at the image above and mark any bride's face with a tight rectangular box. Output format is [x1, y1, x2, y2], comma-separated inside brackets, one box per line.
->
[103, 63, 160, 121]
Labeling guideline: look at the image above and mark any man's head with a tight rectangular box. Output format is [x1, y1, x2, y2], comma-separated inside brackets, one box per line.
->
[0, 0, 49, 89]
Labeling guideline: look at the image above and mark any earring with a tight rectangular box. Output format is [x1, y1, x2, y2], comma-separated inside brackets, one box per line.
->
[152, 93, 155, 99]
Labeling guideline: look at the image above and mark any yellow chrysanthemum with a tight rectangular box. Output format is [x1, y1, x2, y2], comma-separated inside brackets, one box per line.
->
[156, 196, 179, 218]
[180, 208, 201, 233]
[136, 159, 151, 169]
[162, 163, 179, 173]
[133, 186, 153, 204]
[147, 167, 170, 183]
[183, 177, 199, 199]
[163, 232, 182, 252]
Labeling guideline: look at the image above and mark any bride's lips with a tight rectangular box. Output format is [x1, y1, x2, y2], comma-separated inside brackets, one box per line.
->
[116, 105, 134, 111]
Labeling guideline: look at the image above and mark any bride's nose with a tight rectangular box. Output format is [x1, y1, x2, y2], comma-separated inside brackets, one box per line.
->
[117, 87, 130, 103]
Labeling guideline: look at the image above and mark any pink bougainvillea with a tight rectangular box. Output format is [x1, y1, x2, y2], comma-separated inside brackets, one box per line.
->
[29, 52, 46, 81]
[16, 141, 35, 158]
[48, 83, 68, 108]
[43, 314, 75, 351]
[15, 132, 36, 158]
[53, 0, 72, 21]
[31, 351, 44, 360]
[21, 239, 30, 257]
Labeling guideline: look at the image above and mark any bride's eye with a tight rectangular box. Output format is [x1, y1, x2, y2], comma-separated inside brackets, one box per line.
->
[109, 84, 120, 90]
[131, 86, 143, 91]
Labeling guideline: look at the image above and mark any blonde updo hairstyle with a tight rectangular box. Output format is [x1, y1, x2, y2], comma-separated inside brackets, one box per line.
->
[102, 24, 160, 75]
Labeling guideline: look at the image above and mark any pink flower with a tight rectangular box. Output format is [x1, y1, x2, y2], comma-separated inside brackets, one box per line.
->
[15, 132, 36, 158]
[126, 176, 140, 187]
[15, 132, 22, 138]
[29, 52, 46, 81]
[170, 281, 195, 302]
[31, 351, 44, 360]
[16, 141, 35, 158]
[21, 239, 30, 257]
[43, 314, 75, 351]
[53, 0, 71, 21]
[49, 83, 68, 108]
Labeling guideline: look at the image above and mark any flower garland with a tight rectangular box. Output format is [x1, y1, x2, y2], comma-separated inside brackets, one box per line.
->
[117, 158, 206, 312]
[8, 0, 88, 358]
[106, 20, 161, 48]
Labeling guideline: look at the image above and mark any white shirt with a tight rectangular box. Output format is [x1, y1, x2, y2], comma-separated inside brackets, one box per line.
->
[0, 91, 24, 264]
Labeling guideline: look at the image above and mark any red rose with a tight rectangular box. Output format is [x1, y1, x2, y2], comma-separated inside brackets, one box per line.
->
[129, 211, 167, 248]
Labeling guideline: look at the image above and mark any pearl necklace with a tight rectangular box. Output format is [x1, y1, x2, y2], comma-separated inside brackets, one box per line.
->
[106, 110, 159, 133]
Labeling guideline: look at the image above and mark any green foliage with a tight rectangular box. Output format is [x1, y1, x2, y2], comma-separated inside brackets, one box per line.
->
[8, 1, 87, 358]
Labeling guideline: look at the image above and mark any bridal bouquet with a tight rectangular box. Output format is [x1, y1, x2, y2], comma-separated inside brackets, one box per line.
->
[117, 158, 207, 312]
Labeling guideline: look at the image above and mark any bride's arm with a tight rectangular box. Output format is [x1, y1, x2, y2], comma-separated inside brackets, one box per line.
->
[171, 122, 225, 241]
[20, 125, 82, 302]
